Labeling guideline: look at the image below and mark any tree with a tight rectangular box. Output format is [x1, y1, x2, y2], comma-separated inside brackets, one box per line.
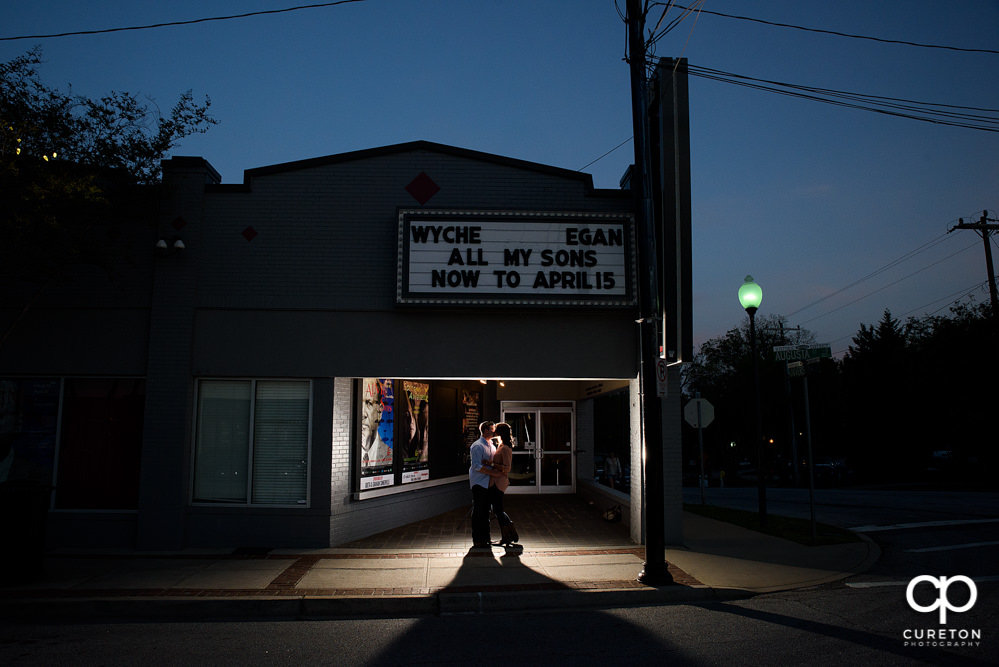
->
[683, 314, 816, 485]
[839, 303, 997, 487]
[2, 48, 217, 184]
[685, 313, 813, 398]
[904, 298, 997, 485]
[840, 310, 911, 480]
[1, 49, 218, 344]
[844, 309, 907, 367]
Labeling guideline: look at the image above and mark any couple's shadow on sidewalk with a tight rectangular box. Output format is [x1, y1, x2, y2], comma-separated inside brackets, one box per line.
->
[364, 544, 682, 666]
[436, 544, 564, 597]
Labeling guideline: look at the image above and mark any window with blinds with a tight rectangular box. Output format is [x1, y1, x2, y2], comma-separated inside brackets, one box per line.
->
[193, 379, 311, 506]
[252, 381, 309, 504]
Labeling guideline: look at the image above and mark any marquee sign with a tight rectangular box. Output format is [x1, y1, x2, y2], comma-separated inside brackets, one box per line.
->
[397, 209, 637, 307]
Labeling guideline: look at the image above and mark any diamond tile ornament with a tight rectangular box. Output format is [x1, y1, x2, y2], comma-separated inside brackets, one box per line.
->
[242, 226, 258, 242]
[405, 172, 440, 205]
[171, 216, 188, 231]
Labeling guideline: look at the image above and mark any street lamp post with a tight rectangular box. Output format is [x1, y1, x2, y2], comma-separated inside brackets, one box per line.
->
[739, 275, 768, 528]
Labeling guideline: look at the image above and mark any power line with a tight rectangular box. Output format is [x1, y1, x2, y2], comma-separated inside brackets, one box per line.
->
[796, 241, 979, 326]
[828, 279, 988, 355]
[646, 0, 702, 50]
[0, 0, 367, 41]
[905, 280, 990, 318]
[577, 136, 632, 171]
[580, 65, 999, 172]
[786, 231, 956, 317]
[691, 65, 999, 117]
[686, 65, 999, 132]
[658, 3, 999, 55]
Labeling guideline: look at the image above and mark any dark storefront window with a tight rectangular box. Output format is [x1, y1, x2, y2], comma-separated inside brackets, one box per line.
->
[194, 379, 311, 506]
[56, 378, 145, 509]
[593, 389, 630, 492]
[1, 377, 145, 510]
[357, 379, 479, 493]
[0, 378, 60, 486]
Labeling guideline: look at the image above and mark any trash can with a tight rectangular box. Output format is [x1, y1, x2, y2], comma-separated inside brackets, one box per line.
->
[0, 480, 52, 581]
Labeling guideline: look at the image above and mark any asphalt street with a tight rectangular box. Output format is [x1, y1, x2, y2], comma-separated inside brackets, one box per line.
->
[2, 584, 994, 665]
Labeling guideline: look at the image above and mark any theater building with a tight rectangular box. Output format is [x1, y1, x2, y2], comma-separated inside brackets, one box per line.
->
[0, 140, 688, 550]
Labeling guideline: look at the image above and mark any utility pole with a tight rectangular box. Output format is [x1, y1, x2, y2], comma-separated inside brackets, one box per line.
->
[949, 211, 999, 315]
[627, 0, 673, 586]
[779, 323, 801, 486]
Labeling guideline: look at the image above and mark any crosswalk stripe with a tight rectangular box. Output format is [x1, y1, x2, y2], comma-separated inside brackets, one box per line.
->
[904, 541, 999, 553]
[847, 575, 999, 589]
[848, 518, 999, 532]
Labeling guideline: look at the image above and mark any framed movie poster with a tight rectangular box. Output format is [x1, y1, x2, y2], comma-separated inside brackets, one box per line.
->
[359, 378, 394, 490]
[401, 381, 430, 484]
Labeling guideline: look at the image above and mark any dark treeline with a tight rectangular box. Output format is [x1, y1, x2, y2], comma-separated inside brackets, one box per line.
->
[682, 301, 997, 490]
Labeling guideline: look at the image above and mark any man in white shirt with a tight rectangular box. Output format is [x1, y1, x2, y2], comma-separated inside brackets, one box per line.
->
[468, 421, 496, 548]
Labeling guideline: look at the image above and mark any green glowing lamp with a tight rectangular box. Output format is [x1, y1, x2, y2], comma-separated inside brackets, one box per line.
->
[738, 275, 763, 314]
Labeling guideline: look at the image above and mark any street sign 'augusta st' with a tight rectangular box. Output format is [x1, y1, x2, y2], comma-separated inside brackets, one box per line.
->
[772, 344, 832, 362]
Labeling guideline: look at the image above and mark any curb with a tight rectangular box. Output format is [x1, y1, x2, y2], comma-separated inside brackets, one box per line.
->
[437, 585, 725, 615]
[0, 585, 731, 622]
[0, 595, 437, 623]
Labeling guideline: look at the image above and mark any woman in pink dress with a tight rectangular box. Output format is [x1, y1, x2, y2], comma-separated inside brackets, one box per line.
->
[486, 422, 518, 546]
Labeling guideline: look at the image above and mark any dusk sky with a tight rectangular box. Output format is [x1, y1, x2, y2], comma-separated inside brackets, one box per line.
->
[4, 1, 997, 357]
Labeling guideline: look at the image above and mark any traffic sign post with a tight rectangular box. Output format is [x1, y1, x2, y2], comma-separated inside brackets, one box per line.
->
[683, 398, 714, 428]
[774, 344, 829, 544]
[684, 396, 714, 504]
[772, 343, 831, 362]
[655, 359, 668, 397]
[803, 372, 817, 544]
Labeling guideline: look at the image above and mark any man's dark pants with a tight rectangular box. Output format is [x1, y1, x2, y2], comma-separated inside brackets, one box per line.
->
[471, 484, 491, 545]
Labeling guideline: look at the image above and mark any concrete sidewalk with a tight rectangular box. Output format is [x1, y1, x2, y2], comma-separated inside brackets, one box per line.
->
[0, 501, 880, 620]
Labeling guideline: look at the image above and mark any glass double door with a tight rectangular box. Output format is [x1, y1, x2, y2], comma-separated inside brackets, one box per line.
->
[501, 406, 574, 494]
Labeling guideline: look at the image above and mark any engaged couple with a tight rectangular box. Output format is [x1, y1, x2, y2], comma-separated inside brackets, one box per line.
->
[468, 420, 520, 548]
